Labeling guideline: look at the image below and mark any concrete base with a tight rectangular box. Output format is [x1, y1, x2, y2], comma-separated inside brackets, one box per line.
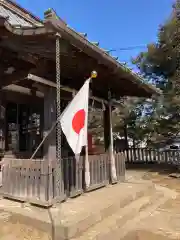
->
[0, 180, 157, 240]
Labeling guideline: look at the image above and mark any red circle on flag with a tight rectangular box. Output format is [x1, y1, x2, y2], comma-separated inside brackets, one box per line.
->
[72, 109, 85, 134]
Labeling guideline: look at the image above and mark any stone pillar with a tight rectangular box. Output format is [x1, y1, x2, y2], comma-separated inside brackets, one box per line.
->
[43, 87, 56, 162]
[104, 103, 117, 183]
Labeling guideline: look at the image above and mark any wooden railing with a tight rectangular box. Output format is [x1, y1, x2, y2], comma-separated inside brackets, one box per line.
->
[1, 153, 126, 206]
[2, 158, 65, 206]
[115, 152, 126, 182]
[64, 156, 84, 198]
[4, 147, 180, 206]
[122, 148, 180, 165]
[88, 154, 109, 191]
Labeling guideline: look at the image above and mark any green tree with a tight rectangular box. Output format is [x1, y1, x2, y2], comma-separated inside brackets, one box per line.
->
[132, 1, 180, 147]
[112, 97, 151, 147]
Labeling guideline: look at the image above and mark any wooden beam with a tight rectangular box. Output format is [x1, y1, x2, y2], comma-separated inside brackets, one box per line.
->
[2, 84, 44, 98]
[18, 53, 39, 65]
[28, 74, 124, 106]
[28, 74, 56, 88]
[27, 74, 110, 103]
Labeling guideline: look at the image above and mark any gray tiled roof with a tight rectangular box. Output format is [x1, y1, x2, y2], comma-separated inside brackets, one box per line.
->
[0, 5, 41, 27]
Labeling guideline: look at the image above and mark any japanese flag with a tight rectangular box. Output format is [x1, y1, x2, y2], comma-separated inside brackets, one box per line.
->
[60, 79, 90, 156]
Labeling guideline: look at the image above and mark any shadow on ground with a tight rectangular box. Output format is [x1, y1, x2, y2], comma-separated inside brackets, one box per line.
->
[126, 163, 180, 192]
[126, 163, 179, 176]
[122, 230, 174, 240]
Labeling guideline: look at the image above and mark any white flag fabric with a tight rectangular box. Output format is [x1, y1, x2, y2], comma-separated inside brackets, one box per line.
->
[60, 79, 90, 155]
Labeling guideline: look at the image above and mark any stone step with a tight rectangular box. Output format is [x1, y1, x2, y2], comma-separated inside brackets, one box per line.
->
[117, 186, 178, 240]
[0, 181, 156, 240]
[58, 182, 155, 239]
[71, 190, 165, 240]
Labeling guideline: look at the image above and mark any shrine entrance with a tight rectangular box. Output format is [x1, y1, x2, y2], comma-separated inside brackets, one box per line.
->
[5, 102, 42, 157]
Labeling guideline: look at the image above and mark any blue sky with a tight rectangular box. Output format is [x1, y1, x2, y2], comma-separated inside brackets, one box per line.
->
[18, 0, 174, 68]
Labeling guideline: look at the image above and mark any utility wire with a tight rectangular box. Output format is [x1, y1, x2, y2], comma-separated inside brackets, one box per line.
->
[107, 45, 147, 64]
[108, 45, 147, 53]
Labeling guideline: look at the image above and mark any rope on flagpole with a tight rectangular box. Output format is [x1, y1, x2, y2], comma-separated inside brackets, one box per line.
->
[30, 119, 59, 160]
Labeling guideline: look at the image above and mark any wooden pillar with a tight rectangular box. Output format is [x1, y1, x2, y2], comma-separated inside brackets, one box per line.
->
[104, 102, 117, 183]
[43, 87, 56, 162]
[0, 90, 6, 159]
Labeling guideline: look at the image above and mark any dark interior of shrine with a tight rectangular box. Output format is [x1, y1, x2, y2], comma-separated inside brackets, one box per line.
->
[6, 102, 41, 152]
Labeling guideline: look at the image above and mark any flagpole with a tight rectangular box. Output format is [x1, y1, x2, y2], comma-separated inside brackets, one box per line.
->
[84, 71, 97, 189]
[108, 90, 117, 182]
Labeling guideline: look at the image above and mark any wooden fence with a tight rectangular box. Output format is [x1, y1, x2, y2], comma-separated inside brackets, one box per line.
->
[4, 148, 180, 206]
[115, 152, 126, 182]
[1, 153, 126, 206]
[88, 154, 109, 191]
[123, 148, 180, 165]
[2, 158, 65, 206]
